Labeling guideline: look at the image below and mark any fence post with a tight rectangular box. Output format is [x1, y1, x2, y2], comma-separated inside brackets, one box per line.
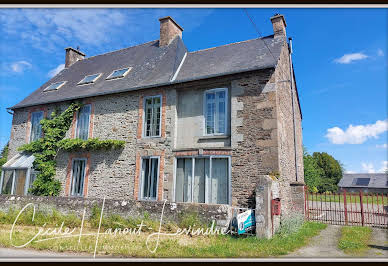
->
[359, 190, 365, 226]
[343, 190, 348, 226]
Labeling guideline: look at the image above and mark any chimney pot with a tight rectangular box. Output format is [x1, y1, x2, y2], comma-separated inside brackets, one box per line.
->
[65, 47, 85, 68]
[270, 14, 287, 38]
[159, 16, 183, 47]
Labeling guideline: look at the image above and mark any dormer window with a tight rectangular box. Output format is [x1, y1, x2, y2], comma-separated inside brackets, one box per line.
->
[78, 73, 102, 85]
[106, 67, 132, 80]
[43, 81, 66, 92]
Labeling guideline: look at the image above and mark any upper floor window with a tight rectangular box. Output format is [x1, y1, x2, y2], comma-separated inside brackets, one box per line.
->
[30, 111, 44, 142]
[70, 158, 87, 197]
[106, 67, 132, 80]
[76, 104, 91, 140]
[143, 95, 161, 137]
[204, 88, 227, 135]
[78, 73, 102, 85]
[43, 81, 66, 92]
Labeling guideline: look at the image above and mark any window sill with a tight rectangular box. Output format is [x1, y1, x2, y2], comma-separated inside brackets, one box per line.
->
[198, 135, 230, 140]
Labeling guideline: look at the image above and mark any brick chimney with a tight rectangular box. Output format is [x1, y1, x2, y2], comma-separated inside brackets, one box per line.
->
[65, 47, 85, 68]
[159, 16, 183, 47]
[270, 14, 287, 38]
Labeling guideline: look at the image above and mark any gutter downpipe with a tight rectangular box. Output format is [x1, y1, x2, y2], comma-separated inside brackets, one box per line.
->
[288, 37, 298, 182]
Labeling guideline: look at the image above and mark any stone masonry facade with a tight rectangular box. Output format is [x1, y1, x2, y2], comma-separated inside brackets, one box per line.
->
[7, 40, 303, 219]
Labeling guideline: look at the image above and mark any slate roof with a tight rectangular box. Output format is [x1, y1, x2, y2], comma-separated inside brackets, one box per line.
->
[338, 173, 388, 189]
[10, 35, 285, 110]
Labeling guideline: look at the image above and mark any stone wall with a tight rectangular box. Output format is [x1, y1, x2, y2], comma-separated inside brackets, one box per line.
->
[0, 194, 231, 228]
[274, 40, 305, 216]
[230, 69, 278, 208]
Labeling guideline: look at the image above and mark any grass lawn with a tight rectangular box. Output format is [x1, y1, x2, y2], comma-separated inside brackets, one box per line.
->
[0, 222, 327, 258]
[308, 194, 387, 204]
[338, 226, 372, 255]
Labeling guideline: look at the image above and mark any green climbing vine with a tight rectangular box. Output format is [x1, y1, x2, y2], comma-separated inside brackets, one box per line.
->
[18, 102, 125, 196]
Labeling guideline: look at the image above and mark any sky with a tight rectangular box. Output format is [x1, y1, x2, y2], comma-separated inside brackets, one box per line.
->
[0, 7, 387, 173]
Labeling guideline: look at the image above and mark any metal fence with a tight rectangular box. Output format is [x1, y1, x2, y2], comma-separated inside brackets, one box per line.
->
[304, 187, 387, 228]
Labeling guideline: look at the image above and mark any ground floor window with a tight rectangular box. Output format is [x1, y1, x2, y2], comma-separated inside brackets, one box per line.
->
[0, 169, 30, 195]
[70, 158, 87, 197]
[140, 157, 160, 200]
[175, 156, 230, 204]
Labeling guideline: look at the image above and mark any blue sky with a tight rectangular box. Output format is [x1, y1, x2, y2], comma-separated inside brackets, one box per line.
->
[0, 8, 387, 173]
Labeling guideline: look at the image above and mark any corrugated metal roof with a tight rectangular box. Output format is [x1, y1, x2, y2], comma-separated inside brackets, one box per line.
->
[9, 35, 285, 110]
[338, 173, 388, 189]
[2, 153, 35, 169]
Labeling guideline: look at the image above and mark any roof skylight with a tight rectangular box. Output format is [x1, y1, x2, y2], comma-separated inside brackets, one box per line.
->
[106, 67, 132, 80]
[43, 81, 66, 92]
[78, 73, 102, 85]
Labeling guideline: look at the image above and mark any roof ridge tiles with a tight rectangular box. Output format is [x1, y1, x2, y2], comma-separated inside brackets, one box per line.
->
[189, 35, 274, 54]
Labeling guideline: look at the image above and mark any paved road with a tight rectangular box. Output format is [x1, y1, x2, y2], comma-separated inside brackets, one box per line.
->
[0, 247, 90, 258]
[285, 225, 388, 258]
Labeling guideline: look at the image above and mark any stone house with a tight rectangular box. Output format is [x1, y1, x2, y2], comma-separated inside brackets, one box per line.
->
[1, 15, 304, 215]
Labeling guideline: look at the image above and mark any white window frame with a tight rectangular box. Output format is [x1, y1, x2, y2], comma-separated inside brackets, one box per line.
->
[142, 95, 162, 138]
[29, 110, 44, 143]
[173, 155, 231, 205]
[69, 158, 87, 197]
[0, 168, 32, 196]
[139, 156, 160, 201]
[77, 73, 102, 85]
[203, 88, 228, 136]
[106, 67, 132, 80]
[43, 81, 67, 92]
[75, 104, 92, 140]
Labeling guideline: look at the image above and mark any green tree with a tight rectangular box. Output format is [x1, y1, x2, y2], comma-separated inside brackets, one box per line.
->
[303, 147, 324, 192]
[0, 142, 9, 167]
[312, 152, 343, 192]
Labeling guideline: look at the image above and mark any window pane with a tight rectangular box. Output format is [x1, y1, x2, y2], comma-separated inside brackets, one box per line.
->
[210, 158, 228, 204]
[71, 159, 86, 196]
[205, 90, 227, 135]
[76, 105, 91, 140]
[175, 158, 192, 202]
[193, 158, 208, 203]
[109, 68, 130, 79]
[13, 169, 27, 195]
[28, 171, 38, 193]
[216, 91, 226, 134]
[1, 170, 13, 194]
[30, 111, 44, 142]
[150, 158, 159, 199]
[206, 93, 215, 134]
[80, 74, 100, 84]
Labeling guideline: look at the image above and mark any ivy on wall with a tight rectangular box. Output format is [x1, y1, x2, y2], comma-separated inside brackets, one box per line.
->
[18, 102, 125, 196]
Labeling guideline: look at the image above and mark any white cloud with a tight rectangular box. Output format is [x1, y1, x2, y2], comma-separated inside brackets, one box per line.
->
[376, 143, 387, 148]
[0, 9, 213, 54]
[47, 64, 65, 78]
[361, 162, 375, 173]
[379, 161, 388, 173]
[345, 170, 355, 174]
[361, 161, 387, 173]
[325, 119, 388, 144]
[377, 49, 384, 57]
[334, 52, 368, 64]
[10, 60, 32, 73]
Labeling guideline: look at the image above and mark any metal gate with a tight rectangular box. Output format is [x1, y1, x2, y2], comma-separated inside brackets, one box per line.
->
[304, 187, 387, 228]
